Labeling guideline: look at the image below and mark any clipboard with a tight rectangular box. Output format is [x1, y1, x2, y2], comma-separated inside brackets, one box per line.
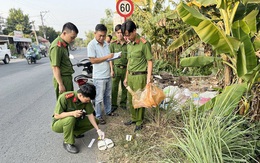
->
[107, 51, 121, 61]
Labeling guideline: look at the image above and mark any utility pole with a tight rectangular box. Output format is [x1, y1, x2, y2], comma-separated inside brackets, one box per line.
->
[32, 21, 39, 45]
[40, 11, 48, 39]
[0, 15, 6, 34]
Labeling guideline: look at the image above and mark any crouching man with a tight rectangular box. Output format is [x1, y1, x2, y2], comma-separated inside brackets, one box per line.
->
[51, 83, 105, 154]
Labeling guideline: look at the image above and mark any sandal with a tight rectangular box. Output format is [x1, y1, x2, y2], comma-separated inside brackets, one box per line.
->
[97, 140, 107, 150]
[107, 112, 119, 116]
[104, 138, 114, 148]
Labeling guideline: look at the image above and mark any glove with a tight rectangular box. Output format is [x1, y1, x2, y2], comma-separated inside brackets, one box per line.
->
[97, 129, 105, 139]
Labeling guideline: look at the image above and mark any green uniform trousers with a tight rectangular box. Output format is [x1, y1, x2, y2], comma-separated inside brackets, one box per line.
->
[127, 73, 147, 126]
[52, 116, 95, 144]
[112, 66, 127, 109]
[53, 75, 73, 100]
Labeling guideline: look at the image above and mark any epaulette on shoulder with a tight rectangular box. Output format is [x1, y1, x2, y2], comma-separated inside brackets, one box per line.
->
[57, 41, 67, 48]
[57, 41, 62, 47]
[140, 37, 147, 44]
[65, 92, 74, 99]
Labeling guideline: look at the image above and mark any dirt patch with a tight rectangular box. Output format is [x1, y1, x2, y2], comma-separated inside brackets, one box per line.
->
[155, 71, 221, 92]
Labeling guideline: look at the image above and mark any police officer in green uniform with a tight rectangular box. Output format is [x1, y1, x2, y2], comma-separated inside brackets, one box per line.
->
[49, 22, 78, 100]
[52, 84, 105, 154]
[121, 20, 153, 132]
[109, 24, 128, 112]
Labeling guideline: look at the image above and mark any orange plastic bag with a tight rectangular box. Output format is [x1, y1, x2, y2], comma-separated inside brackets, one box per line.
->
[126, 83, 166, 109]
[149, 83, 166, 106]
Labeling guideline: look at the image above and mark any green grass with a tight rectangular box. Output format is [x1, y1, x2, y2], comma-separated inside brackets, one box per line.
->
[168, 107, 259, 163]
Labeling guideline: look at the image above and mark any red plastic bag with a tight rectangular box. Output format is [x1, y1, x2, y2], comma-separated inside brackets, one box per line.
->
[126, 83, 166, 109]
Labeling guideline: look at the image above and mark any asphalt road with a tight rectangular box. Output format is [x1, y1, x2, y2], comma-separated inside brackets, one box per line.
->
[0, 48, 106, 163]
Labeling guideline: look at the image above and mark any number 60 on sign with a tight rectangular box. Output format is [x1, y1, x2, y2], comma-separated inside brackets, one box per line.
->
[116, 0, 134, 19]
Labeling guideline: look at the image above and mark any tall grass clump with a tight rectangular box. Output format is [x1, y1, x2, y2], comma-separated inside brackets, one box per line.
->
[168, 84, 259, 162]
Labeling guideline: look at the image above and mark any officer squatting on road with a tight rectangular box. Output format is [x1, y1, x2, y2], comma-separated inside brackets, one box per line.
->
[49, 22, 78, 100]
[51, 84, 105, 154]
[121, 20, 153, 132]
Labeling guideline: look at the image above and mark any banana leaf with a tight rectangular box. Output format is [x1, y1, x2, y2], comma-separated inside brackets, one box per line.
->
[199, 83, 247, 115]
[180, 41, 202, 57]
[180, 56, 216, 67]
[199, 96, 216, 112]
[165, 10, 179, 20]
[247, 0, 260, 3]
[193, 0, 217, 7]
[253, 32, 260, 50]
[243, 9, 259, 35]
[212, 83, 247, 116]
[242, 64, 260, 82]
[168, 28, 197, 51]
[177, 2, 240, 55]
[232, 20, 258, 77]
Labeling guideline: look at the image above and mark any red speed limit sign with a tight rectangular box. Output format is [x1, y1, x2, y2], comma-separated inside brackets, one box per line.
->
[116, 0, 134, 19]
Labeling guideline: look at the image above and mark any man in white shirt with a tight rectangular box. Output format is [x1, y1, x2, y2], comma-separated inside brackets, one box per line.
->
[87, 24, 119, 124]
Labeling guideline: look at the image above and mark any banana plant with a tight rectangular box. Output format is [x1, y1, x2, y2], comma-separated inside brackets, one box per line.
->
[173, 0, 260, 114]
[170, 0, 259, 86]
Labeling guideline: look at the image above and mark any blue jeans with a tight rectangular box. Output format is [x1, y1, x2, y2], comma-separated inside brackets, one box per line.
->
[94, 78, 112, 119]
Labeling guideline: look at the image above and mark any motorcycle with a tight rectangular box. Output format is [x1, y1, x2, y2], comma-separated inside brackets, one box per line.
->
[25, 48, 41, 64]
[72, 57, 93, 86]
[74, 58, 94, 86]
[70, 55, 95, 106]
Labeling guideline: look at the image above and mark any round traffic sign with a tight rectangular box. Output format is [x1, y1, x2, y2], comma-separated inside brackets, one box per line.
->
[116, 0, 134, 18]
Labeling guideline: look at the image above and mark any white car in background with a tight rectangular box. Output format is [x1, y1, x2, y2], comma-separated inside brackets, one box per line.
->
[0, 44, 11, 64]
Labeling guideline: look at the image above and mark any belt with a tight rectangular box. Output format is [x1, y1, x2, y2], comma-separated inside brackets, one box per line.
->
[115, 65, 127, 69]
[128, 71, 147, 75]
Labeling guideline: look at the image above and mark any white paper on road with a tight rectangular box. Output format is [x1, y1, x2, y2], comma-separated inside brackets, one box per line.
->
[107, 51, 121, 61]
[88, 138, 96, 148]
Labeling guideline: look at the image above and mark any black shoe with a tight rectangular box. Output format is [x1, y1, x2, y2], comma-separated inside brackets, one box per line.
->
[97, 117, 106, 125]
[134, 125, 143, 132]
[74, 134, 84, 139]
[124, 120, 136, 126]
[63, 142, 79, 154]
[111, 107, 118, 112]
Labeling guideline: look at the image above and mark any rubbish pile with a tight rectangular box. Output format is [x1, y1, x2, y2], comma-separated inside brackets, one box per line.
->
[153, 72, 220, 111]
[160, 85, 218, 111]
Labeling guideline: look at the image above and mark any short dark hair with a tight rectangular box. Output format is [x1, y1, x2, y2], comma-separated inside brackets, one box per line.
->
[107, 34, 112, 40]
[121, 20, 136, 35]
[62, 22, 79, 34]
[78, 83, 96, 100]
[115, 24, 122, 32]
[95, 24, 107, 32]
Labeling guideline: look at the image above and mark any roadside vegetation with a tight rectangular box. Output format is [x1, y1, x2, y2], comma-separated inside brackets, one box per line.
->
[100, 0, 260, 162]
[3, 0, 259, 161]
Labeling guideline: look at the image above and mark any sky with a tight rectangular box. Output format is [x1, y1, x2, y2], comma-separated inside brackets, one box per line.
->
[0, 0, 116, 39]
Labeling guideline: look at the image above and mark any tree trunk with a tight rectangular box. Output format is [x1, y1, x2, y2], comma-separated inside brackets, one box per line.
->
[223, 55, 231, 86]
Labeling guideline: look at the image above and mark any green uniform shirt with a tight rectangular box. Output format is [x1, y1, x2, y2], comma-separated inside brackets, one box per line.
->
[49, 36, 75, 76]
[53, 91, 94, 123]
[110, 40, 128, 66]
[127, 34, 153, 72]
